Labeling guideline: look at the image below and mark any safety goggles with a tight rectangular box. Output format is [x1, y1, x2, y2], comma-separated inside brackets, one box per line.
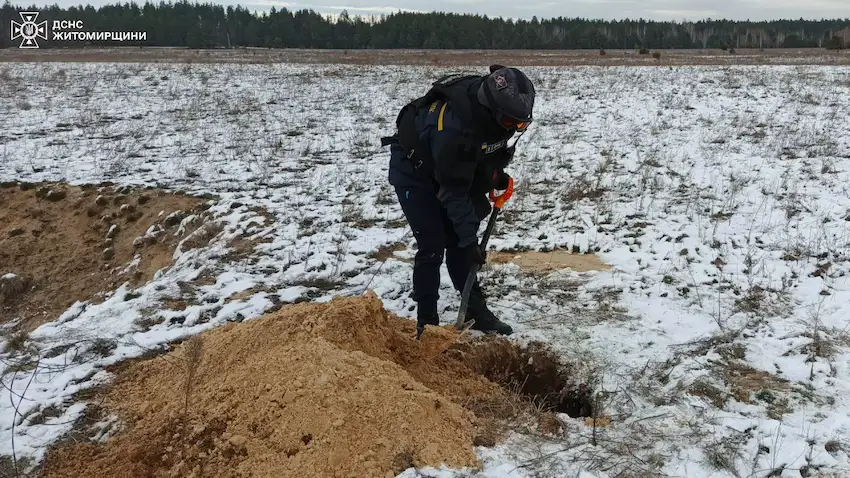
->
[496, 112, 531, 131]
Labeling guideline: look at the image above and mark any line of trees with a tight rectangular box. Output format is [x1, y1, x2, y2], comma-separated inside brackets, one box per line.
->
[1, 1, 848, 50]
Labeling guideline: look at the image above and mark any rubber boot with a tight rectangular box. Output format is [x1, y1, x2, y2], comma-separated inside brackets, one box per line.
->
[466, 291, 513, 335]
[416, 300, 439, 329]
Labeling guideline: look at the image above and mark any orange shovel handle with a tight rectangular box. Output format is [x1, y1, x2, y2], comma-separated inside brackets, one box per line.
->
[489, 176, 514, 210]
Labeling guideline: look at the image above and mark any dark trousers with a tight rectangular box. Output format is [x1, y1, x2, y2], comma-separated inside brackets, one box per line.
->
[394, 183, 482, 318]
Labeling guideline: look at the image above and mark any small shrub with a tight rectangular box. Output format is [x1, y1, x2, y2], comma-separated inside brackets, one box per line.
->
[729, 48, 736, 54]
[599, 49, 606, 56]
[652, 51, 662, 60]
[639, 47, 650, 54]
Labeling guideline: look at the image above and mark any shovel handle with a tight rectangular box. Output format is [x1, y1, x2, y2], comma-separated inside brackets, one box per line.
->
[489, 177, 514, 210]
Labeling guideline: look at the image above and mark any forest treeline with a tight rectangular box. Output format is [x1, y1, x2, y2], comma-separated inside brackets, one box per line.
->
[2, 1, 848, 49]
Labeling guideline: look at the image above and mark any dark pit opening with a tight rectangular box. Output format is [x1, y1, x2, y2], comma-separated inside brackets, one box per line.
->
[457, 338, 594, 418]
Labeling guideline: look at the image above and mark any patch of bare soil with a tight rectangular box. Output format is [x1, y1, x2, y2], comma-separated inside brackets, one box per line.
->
[0, 181, 212, 331]
[39, 293, 592, 478]
[368, 241, 408, 262]
[489, 249, 611, 273]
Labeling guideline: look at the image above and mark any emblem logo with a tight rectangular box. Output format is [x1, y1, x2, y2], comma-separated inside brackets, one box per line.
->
[11, 11, 48, 49]
[494, 74, 508, 90]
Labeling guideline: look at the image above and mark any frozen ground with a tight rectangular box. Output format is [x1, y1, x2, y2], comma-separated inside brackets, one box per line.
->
[1, 61, 850, 477]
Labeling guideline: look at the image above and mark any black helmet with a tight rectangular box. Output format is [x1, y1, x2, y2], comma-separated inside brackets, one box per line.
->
[477, 65, 535, 131]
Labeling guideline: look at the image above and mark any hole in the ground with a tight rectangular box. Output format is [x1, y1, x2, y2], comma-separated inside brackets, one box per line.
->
[455, 338, 594, 418]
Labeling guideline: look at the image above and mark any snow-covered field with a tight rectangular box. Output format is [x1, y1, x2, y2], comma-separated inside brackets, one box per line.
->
[2, 61, 850, 477]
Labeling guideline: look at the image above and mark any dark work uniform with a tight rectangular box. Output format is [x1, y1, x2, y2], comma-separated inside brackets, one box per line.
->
[385, 74, 515, 323]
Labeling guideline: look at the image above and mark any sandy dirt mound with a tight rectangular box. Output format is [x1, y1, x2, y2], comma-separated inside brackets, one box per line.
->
[40, 293, 591, 478]
[489, 250, 611, 273]
[0, 181, 210, 331]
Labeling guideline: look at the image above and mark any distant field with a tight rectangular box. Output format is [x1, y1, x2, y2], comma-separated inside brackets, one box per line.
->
[1, 46, 849, 65]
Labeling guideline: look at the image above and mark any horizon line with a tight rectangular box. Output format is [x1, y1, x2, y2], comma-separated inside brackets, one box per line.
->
[4, 1, 850, 24]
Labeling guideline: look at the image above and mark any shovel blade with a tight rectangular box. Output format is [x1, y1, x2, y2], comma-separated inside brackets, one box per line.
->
[458, 318, 475, 334]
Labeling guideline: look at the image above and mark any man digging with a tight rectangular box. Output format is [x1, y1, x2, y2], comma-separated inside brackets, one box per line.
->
[382, 65, 536, 338]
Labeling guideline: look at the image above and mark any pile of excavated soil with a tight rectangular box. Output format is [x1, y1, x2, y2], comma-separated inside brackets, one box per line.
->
[40, 293, 591, 478]
[489, 250, 611, 273]
[0, 181, 211, 330]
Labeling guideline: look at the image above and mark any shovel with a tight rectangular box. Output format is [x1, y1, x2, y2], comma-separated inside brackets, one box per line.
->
[413, 177, 515, 341]
[453, 176, 514, 332]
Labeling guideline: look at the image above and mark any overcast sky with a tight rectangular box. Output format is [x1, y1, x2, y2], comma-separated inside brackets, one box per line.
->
[33, 0, 850, 22]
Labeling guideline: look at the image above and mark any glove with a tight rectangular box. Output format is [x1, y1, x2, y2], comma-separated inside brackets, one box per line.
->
[464, 243, 486, 266]
[492, 170, 511, 191]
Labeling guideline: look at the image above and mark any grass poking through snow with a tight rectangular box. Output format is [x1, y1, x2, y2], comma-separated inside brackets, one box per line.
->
[1, 62, 850, 477]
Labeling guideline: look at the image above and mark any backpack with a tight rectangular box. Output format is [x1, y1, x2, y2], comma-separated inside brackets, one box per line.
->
[380, 73, 484, 168]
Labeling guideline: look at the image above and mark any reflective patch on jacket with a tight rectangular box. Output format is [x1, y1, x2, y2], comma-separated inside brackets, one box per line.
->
[481, 139, 507, 155]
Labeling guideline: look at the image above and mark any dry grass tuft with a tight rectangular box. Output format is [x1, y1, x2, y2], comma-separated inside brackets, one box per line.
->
[181, 335, 205, 419]
[179, 220, 225, 251]
[2, 329, 31, 354]
[682, 357, 792, 417]
[563, 174, 607, 202]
